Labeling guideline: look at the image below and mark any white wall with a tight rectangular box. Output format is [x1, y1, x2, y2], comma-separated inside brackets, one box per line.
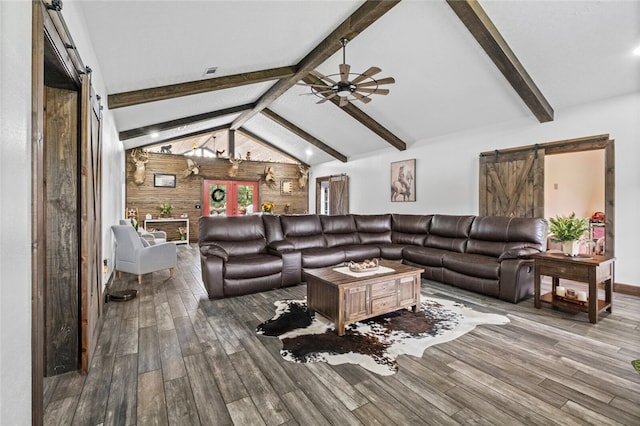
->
[62, 1, 125, 285]
[545, 150, 605, 220]
[0, 1, 33, 423]
[311, 93, 640, 286]
[0, 2, 125, 423]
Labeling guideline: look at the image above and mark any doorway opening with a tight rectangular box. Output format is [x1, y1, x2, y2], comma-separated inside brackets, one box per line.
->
[315, 174, 349, 215]
[479, 134, 614, 257]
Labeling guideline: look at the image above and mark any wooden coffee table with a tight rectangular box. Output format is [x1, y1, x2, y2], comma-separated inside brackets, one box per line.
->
[304, 260, 424, 336]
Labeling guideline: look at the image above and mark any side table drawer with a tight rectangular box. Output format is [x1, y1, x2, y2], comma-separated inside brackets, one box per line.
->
[539, 262, 589, 281]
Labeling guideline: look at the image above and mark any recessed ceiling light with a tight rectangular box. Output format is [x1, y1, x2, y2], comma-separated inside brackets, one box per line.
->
[150, 132, 159, 138]
[634, 45, 640, 56]
[305, 148, 313, 156]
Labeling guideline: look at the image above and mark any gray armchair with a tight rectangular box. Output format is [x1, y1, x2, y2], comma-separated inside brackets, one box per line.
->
[119, 219, 167, 245]
[111, 225, 177, 284]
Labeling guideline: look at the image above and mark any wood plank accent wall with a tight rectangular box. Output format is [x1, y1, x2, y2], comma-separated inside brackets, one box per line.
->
[125, 152, 309, 241]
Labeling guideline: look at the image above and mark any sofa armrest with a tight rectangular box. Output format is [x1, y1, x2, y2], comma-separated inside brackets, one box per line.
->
[200, 243, 229, 261]
[498, 247, 541, 261]
[499, 258, 535, 303]
[278, 251, 302, 286]
[200, 254, 224, 299]
[268, 239, 296, 253]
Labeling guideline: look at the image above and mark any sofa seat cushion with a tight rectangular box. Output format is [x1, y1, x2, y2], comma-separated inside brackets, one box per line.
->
[342, 245, 381, 262]
[225, 254, 283, 279]
[300, 247, 345, 269]
[442, 253, 500, 280]
[379, 244, 409, 260]
[402, 246, 448, 267]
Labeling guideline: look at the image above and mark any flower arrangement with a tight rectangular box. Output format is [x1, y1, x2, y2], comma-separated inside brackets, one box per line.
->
[261, 202, 274, 213]
[178, 226, 187, 240]
[158, 203, 173, 217]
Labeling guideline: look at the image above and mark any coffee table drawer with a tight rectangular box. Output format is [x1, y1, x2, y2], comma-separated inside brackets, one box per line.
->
[371, 294, 398, 312]
[371, 280, 396, 298]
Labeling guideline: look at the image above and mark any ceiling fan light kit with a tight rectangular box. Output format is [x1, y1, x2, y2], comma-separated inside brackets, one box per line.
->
[301, 37, 395, 107]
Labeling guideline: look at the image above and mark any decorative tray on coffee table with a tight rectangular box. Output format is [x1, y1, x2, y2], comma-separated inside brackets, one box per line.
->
[348, 258, 379, 273]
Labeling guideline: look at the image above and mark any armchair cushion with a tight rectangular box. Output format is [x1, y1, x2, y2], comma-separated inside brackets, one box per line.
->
[111, 225, 177, 281]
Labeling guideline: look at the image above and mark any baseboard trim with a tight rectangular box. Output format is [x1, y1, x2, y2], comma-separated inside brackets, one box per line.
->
[614, 282, 640, 297]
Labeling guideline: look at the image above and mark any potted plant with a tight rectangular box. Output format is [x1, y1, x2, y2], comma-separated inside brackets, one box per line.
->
[548, 213, 589, 256]
[158, 203, 173, 218]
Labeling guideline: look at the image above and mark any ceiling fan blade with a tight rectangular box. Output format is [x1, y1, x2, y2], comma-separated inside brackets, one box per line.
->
[296, 82, 331, 88]
[310, 70, 337, 86]
[339, 63, 350, 83]
[356, 87, 390, 95]
[316, 93, 338, 104]
[355, 77, 396, 88]
[339, 96, 349, 107]
[352, 92, 372, 104]
[300, 89, 335, 96]
[351, 66, 382, 84]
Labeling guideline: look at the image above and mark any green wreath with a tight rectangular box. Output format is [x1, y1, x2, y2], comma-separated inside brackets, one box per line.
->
[211, 188, 225, 202]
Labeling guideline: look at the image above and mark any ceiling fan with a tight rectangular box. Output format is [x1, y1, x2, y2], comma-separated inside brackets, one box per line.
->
[299, 38, 395, 107]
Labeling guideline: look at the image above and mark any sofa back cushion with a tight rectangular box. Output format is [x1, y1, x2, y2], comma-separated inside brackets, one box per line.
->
[199, 215, 267, 256]
[391, 214, 432, 245]
[424, 215, 475, 253]
[320, 215, 359, 247]
[262, 214, 284, 244]
[280, 215, 326, 249]
[354, 214, 392, 244]
[466, 216, 548, 257]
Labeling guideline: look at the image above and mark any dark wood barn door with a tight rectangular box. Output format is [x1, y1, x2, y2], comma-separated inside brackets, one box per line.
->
[479, 149, 545, 218]
[44, 85, 79, 376]
[80, 75, 103, 372]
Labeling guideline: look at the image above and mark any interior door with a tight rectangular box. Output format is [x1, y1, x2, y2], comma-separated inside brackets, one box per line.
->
[44, 85, 79, 376]
[315, 175, 349, 215]
[80, 75, 103, 373]
[479, 149, 545, 217]
[330, 175, 349, 215]
[203, 180, 258, 216]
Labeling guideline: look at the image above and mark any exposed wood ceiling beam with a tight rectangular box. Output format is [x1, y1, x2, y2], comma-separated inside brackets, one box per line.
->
[238, 128, 309, 167]
[230, 0, 401, 131]
[119, 103, 254, 141]
[130, 124, 231, 150]
[261, 109, 348, 163]
[446, 0, 553, 123]
[302, 74, 406, 151]
[108, 66, 296, 109]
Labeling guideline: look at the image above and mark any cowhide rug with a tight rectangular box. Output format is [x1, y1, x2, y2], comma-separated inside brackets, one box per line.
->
[256, 296, 509, 376]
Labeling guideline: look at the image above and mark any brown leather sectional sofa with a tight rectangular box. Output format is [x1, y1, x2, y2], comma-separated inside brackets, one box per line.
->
[198, 213, 548, 303]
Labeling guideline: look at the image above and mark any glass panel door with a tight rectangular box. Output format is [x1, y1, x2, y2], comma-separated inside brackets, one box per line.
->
[203, 180, 258, 217]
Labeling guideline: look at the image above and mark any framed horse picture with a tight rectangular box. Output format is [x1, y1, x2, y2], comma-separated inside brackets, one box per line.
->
[390, 159, 416, 202]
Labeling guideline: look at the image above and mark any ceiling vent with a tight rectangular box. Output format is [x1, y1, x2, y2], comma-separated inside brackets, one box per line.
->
[203, 66, 218, 77]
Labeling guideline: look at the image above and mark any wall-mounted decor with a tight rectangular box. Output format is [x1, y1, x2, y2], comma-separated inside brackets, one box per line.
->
[281, 179, 293, 195]
[390, 159, 415, 202]
[154, 173, 176, 188]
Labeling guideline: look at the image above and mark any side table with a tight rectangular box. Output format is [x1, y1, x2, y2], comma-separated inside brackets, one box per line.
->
[534, 252, 615, 323]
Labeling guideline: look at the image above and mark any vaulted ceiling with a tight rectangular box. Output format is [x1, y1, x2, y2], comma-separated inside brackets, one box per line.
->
[77, 0, 640, 166]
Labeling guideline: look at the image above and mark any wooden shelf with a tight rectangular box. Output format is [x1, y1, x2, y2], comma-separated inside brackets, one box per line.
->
[540, 292, 610, 314]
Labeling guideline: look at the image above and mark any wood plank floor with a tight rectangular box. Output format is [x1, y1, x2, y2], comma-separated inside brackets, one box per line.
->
[44, 244, 640, 425]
